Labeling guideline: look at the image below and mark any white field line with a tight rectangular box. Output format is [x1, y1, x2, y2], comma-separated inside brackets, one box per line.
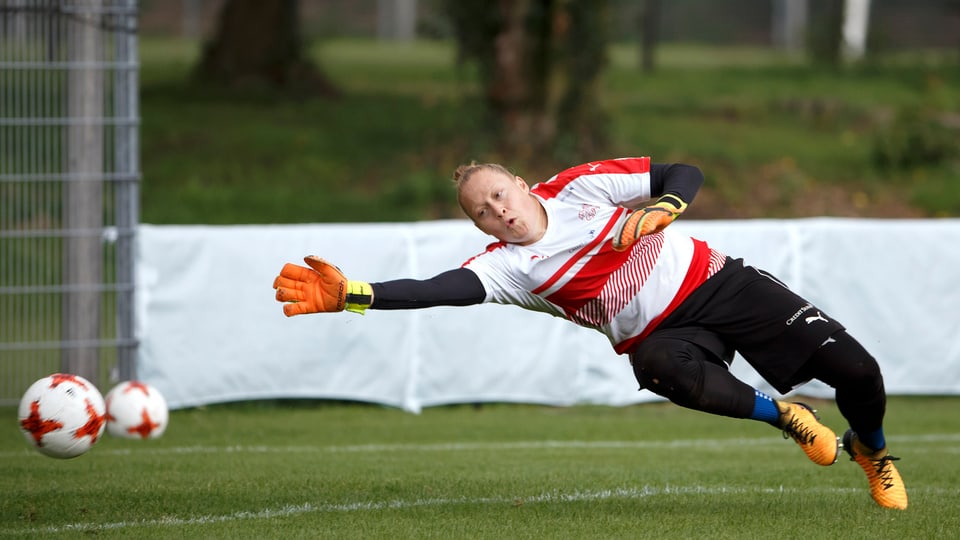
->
[2, 433, 960, 459]
[4, 484, 956, 536]
[3, 435, 959, 536]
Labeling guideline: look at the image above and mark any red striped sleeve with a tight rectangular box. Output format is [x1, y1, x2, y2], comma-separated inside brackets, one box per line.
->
[461, 241, 507, 267]
[533, 157, 651, 201]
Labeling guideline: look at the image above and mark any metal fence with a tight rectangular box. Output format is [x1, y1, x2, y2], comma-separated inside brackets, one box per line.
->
[0, 0, 139, 404]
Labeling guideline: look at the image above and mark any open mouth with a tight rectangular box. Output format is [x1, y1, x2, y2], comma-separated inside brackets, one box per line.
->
[507, 217, 516, 227]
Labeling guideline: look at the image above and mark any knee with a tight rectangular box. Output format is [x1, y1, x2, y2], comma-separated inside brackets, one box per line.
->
[632, 342, 673, 389]
[848, 355, 885, 393]
[808, 331, 886, 393]
[631, 341, 703, 404]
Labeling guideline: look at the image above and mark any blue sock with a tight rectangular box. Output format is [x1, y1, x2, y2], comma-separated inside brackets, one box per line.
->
[857, 428, 887, 452]
[749, 390, 780, 425]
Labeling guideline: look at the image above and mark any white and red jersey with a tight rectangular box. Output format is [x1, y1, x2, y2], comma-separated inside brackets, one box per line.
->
[462, 157, 727, 354]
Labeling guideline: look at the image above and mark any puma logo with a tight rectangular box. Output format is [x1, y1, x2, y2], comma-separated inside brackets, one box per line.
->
[805, 312, 829, 325]
[587, 162, 601, 171]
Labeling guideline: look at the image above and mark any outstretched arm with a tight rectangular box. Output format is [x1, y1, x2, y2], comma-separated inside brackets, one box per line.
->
[371, 268, 485, 310]
[273, 256, 485, 317]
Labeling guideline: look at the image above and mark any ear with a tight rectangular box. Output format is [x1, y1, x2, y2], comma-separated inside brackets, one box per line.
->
[515, 176, 530, 192]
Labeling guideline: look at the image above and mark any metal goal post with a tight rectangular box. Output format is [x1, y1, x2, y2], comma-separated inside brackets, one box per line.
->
[0, 0, 140, 404]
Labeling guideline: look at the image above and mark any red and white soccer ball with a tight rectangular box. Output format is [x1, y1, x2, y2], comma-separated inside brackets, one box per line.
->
[17, 373, 107, 459]
[105, 381, 169, 439]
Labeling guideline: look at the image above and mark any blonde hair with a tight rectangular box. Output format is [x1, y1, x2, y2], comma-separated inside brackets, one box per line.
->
[452, 162, 514, 192]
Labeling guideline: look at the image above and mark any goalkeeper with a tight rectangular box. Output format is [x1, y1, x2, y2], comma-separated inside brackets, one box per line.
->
[273, 157, 906, 510]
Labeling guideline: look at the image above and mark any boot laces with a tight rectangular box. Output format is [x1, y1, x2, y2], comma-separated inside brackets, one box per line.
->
[865, 454, 901, 491]
[781, 411, 817, 445]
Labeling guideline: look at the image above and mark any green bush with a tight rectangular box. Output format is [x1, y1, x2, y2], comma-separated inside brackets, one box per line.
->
[872, 106, 959, 169]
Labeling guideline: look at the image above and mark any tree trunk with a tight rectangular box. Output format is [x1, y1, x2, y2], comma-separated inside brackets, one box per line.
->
[639, 0, 660, 73]
[807, 0, 845, 65]
[193, 0, 338, 95]
[841, 0, 872, 62]
[378, 0, 418, 41]
[450, 0, 609, 161]
[771, 0, 807, 53]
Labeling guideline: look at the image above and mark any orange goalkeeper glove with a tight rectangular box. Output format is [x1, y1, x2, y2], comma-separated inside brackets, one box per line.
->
[272, 256, 373, 317]
[612, 194, 688, 252]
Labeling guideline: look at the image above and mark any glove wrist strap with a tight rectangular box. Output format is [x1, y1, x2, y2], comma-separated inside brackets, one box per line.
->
[656, 194, 687, 213]
[345, 281, 373, 315]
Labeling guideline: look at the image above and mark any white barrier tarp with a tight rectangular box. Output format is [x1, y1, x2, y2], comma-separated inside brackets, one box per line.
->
[136, 219, 960, 411]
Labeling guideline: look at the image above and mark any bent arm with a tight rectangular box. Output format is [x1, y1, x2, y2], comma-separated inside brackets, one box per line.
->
[371, 267, 486, 310]
[610, 163, 702, 251]
[649, 163, 703, 206]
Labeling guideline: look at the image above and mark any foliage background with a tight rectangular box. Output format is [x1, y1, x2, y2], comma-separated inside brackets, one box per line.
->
[138, 37, 960, 226]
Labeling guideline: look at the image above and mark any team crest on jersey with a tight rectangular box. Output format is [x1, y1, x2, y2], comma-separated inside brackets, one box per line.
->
[578, 204, 599, 221]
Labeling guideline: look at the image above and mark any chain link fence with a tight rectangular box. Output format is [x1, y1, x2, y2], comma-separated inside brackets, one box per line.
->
[0, 0, 139, 404]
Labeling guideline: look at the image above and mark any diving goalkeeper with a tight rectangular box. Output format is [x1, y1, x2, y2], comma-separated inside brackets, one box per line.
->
[273, 157, 907, 510]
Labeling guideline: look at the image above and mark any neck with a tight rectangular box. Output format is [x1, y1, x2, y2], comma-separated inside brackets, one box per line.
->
[529, 199, 548, 244]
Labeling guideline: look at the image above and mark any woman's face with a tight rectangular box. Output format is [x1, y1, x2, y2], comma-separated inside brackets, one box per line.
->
[458, 168, 545, 245]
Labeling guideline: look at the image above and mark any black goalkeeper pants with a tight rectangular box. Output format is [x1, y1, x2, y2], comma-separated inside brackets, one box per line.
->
[629, 258, 887, 435]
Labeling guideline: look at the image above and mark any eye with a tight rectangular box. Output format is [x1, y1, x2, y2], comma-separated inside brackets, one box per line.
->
[495, 190, 503, 199]
[477, 208, 486, 217]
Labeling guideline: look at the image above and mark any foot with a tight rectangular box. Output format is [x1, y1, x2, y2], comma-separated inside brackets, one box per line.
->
[777, 402, 841, 466]
[842, 429, 908, 510]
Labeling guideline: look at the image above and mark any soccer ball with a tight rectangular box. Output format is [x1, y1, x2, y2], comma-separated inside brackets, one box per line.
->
[17, 373, 107, 459]
[105, 380, 169, 439]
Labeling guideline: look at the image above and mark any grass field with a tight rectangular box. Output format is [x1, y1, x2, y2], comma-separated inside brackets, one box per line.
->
[3, 397, 958, 538]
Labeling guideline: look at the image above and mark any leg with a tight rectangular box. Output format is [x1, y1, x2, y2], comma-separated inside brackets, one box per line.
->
[631, 334, 840, 466]
[796, 331, 907, 510]
[796, 330, 886, 446]
[630, 336, 755, 418]
[656, 261, 897, 504]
